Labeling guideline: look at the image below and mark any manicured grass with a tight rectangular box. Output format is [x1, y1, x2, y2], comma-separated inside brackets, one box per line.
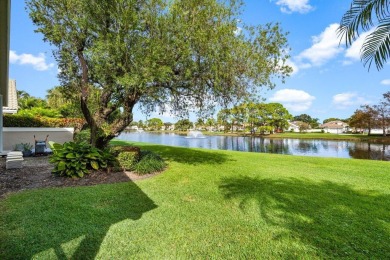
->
[269, 132, 390, 142]
[1, 141, 390, 259]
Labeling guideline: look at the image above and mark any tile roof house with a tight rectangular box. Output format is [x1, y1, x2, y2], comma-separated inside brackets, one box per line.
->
[2, 79, 18, 114]
[321, 120, 349, 134]
[288, 121, 311, 132]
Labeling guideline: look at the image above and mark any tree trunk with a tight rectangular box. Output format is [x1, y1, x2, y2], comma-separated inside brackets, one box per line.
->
[382, 118, 386, 137]
[77, 49, 100, 147]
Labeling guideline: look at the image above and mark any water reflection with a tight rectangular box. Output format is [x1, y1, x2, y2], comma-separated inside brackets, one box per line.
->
[117, 131, 390, 161]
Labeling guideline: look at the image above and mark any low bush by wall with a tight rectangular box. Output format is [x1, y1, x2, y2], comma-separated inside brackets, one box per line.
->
[3, 114, 84, 129]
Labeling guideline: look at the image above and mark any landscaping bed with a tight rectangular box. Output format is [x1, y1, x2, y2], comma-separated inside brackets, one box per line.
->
[0, 156, 159, 198]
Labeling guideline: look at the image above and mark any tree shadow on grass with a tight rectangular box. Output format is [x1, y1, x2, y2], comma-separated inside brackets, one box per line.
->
[112, 141, 230, 165]
[0, 177, 157, 259]
[219, 177, 390, 258]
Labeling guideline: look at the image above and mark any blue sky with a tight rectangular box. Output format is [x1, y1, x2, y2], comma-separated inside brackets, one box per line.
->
[9, 0, 390, 123]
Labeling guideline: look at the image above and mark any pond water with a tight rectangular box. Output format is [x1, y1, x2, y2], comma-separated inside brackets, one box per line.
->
[117, 131, 390, 161]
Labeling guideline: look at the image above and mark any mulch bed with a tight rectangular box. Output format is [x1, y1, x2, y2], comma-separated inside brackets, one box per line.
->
[0, 156, 159, 199]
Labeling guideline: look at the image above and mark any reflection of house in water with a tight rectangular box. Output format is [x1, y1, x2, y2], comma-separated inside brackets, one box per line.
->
[321, 140, 349, 151]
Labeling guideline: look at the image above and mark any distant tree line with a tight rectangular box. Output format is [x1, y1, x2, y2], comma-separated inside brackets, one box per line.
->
[11, 89, 390, 137]
[349, 92, 390, 136]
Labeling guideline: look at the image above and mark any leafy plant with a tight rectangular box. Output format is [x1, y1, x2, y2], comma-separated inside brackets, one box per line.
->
[117, 151, 139, 171]
[3, 114, 84, 128]
[49, 141, 114, 178]
[134, 151, 166, 175]
[74, 129, 91, 143]
[13, 143, 33, 152]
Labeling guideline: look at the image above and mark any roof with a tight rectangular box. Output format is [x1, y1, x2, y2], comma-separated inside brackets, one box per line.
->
[2, 79, 18, 114]
[321, 120, 348, 129]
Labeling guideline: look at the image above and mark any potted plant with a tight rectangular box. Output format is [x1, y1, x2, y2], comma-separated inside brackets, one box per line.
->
[14, 143, 33, 157]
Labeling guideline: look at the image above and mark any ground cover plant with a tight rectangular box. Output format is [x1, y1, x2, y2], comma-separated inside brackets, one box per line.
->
[49, 141, 116, 178]
[0, 141, 389, 259]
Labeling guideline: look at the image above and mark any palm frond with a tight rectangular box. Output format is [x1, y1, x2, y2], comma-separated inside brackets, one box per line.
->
[338, 0, 390, 46]
[361, 20, 390, 70]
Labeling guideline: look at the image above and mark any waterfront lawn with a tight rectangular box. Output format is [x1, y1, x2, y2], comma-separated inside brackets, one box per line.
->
[269, 132, 390, 142]
[1, 141, 389, 259]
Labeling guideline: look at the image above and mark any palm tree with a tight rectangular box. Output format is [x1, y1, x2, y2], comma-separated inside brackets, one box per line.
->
[338, 0, 390, 70]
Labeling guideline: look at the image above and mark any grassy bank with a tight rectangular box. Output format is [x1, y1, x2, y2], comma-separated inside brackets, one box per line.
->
[148, 130, 390, 143]
[1, 141, 389, 259]
[268, 132, 390, 142]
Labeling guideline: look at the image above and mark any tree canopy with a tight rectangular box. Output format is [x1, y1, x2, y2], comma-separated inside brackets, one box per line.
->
[27, 0, 291, 148]
[293, 114, 319, 128]
[216, 102, 292, 134]
[146, 118, 164, 131]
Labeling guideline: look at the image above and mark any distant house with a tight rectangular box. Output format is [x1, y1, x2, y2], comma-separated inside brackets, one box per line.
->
[2, 79, 18, 114]
[321, 120, 349, 134]
[287, 121, 300, 132]
[288, 121, 311, 132]
[366, 127, 390, 135]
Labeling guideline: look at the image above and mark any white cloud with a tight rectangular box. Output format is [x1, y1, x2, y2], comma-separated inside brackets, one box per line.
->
[296, 23, 343, 67]
[9, 50, 54, 71]
[332, 92, 368, 109]
[380, 79, 390, 85]
[274, 0, 314, 14]
[269, 88, 315, 112]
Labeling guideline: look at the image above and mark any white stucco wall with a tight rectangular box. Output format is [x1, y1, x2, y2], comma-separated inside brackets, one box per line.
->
[3, 127, 74, 151]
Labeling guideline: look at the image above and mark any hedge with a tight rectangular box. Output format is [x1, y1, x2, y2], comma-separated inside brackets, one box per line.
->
[3, 114, 85, 129]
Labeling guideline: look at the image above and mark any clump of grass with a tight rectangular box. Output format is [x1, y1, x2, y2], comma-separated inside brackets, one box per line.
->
[134, 150, 166, 175]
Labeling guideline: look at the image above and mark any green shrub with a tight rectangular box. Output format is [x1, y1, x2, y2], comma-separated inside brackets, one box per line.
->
[74, 129, 91, 143]
[17, 107, 62, 118]
[3, 114, 84, 128]
[110, 145, 141, 156]
[49, 141, 115, 178]
[134, 151, 166, 175]
[117, 151, 139, 171]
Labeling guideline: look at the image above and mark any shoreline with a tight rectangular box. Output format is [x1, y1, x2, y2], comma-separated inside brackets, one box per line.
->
[127, 130, 390, 144]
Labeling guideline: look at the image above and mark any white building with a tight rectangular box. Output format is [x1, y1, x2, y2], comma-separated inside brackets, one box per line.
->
[3, 79, 18, 114]
[321, 121, 349, 134]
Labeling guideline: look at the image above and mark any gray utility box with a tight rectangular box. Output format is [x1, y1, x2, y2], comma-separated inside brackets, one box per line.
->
[34, 135, 49, 155]
[35, 141, 46, 154]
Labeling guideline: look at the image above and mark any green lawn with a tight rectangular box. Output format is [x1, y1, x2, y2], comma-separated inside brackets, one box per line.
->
[1, 141, 389, 259]
[268, 132, 390, 142]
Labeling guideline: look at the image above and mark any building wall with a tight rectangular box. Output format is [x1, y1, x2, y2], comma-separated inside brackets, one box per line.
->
[3, 79, 18, 113]
[324, 128, 345, 134]
[3, 127, 74, 151]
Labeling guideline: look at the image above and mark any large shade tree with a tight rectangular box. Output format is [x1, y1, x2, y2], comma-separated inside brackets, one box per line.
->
[293, 114, 319, 128]
[28, 0, 291, 148]
[349, 105, 378, 134]
[338, 0, 390, 70]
